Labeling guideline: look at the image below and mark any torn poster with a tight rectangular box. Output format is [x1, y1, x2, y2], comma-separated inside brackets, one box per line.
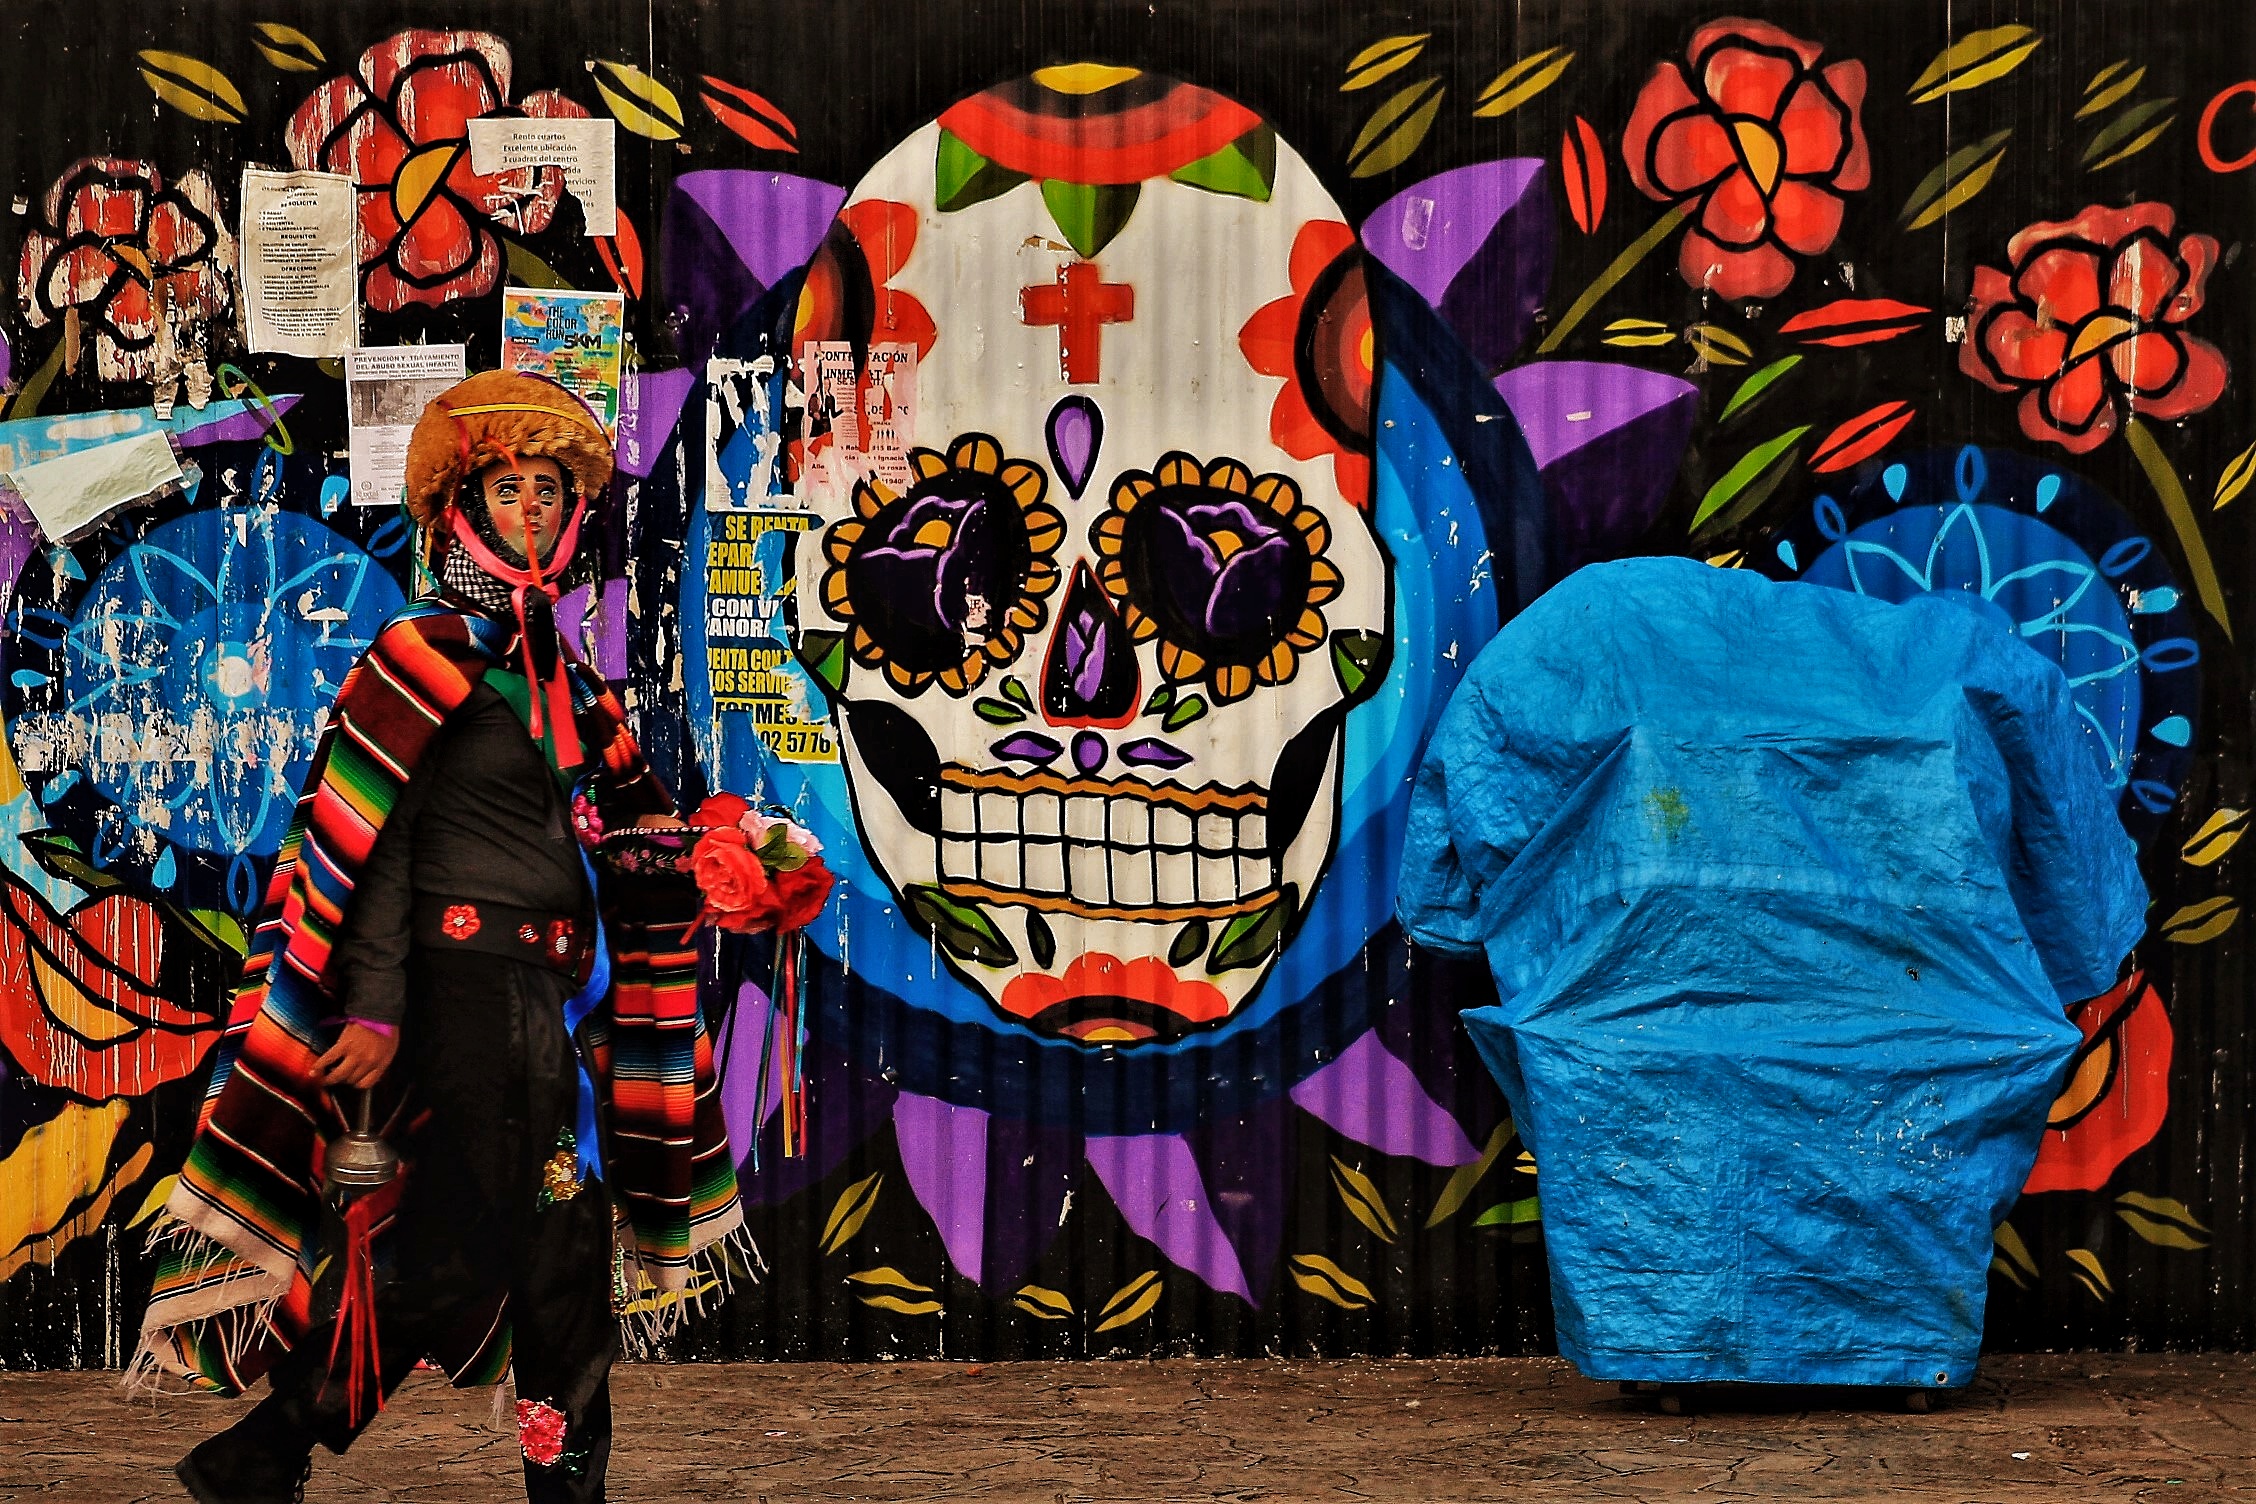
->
[465, 116, 618, 236]
[346, 344, 468, 508]
[239, 168, 357, 358]
[799, 341, 915, 505]
[5, 430, 183, 541]
[500, 287, 625, 435]
[704, 509, 835, 763]
[703, 356, 790, 512]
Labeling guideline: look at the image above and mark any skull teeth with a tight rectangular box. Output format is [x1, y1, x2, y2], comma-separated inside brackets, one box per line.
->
[936, 773, 1275, 916]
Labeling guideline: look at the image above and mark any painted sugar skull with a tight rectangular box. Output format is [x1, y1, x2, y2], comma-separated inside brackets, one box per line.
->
[790, 67, 1389, 1045]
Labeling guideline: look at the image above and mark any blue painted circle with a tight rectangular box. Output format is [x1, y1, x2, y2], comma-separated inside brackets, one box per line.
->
[1763, 445, 2198, 842]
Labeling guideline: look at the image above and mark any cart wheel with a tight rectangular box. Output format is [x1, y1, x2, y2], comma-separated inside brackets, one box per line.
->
[1658, 1391, 1684, 1416]
[1619, 1381, 1641, 1396]
[1903, 1389, 1933, 1414]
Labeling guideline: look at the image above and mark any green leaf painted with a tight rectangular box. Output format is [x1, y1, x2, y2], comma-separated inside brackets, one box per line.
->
[1170, 126, 1276, 202]
[1209, 884, 1298, 974]
[1143, 683, 1174, 715]
[503, 239, 575, 290]
[1899, 130, 2012, 230]
[1329, 629, 1388, 701]
[1162, 693, 1208, 731]
[936, 129, 1028, 212]
[1041, 179, 1142, 258]
[1427, 1120, 1514, 1227]
[1167, 919, 1209, 968]
[999, 676, 1033, 708]
[1717, 354, 1803, 425]
[1472, 1195, 1543, 1227]
[1690, 427, 1809, 536]
[1906, 25, 2041, 104]
[974, 697, 1024, 724]
[795, 629, 848, 694]
[1348, 78, 1445, 178]
[907, 885, 1018, 966]
[2083, 98, 2177, 169]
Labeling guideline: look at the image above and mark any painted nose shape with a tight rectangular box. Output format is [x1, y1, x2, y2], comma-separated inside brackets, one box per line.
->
[1042, 563, 1140, 727]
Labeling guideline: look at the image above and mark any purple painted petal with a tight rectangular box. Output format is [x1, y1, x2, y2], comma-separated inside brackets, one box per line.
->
[662, 172, 846, 362]
[1362, 159, 1553, 370]
[1290, 1031, 1481, 1166]
[894, 1093, 990, 1284]
[1183, 1096, 1295, 1306]
[1491, 360, 1698, 570]
[1084, 1133, 1253, 1302]
[171, 394, 302, 449]
[617, 368, 696, 479]
[994, 732, 1062, 765]
[1045, 395, 1102, 499]
[1119, 738, 1192, 769]
[555, 576, 631, 682]
[728, 1031, 895, 1205]
[717, 981, 785, 1153]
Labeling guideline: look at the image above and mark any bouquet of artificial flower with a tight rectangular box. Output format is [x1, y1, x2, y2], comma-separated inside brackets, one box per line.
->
[683, 793, 835, 934]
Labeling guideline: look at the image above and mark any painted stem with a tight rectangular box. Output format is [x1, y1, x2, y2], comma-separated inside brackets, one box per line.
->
[1535, 201, 1694, 355]
[2125, 416, 2233, 642]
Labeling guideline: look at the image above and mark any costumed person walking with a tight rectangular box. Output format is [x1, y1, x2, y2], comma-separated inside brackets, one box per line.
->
[135, 371, 749, 1503]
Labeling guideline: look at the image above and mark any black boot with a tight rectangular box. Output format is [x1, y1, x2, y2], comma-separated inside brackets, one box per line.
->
[175, 1399, 315, 1504]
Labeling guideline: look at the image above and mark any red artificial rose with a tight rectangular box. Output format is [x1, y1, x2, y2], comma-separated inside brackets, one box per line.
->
[1962, 203, 2229, 455]
[692, 792, 753, 829]
[768, 858, 836, 932]
[1622, 17, 1869, 301]
[690, 826, 779, 931]
[283, 29, 590, 313]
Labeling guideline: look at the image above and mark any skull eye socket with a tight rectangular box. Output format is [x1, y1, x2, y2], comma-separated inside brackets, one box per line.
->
[819, 434, 1064, 697]
[1094, 452, 1341, 703]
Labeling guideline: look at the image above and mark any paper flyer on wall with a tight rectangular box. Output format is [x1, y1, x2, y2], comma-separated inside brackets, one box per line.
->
[465, 117, 618, 236]
[346, 345, 468, 509]
[704, 509, 836, 764]
[239, 168, 357, 357]
[799, 341, 916, 503]
[499, 287, 626, 435]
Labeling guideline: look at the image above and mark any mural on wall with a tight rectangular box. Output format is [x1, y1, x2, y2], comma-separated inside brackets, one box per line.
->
[0, 1, 2248, 1363]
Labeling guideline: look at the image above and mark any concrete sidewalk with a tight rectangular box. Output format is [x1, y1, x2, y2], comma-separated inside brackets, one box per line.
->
[1, 1355, 2248, 1502]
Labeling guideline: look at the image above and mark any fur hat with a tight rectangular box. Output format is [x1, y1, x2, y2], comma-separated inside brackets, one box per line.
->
[402, 369, 613, 527]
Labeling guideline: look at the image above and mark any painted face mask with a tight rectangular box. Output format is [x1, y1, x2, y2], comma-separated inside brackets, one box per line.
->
[790, 66, 1390, 1045]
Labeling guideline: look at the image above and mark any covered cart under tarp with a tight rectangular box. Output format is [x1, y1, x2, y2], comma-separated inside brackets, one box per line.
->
[1400, 557, 2144, 1389]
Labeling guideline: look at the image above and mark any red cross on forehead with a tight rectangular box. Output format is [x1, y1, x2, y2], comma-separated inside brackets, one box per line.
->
[1019, 260, 1135, 384]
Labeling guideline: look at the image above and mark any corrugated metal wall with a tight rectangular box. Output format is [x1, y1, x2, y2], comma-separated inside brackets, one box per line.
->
[0, 0, 2249, 1368]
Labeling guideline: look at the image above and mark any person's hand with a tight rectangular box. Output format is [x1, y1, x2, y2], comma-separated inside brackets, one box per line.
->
[633, 813, 687, 829]
[316, 1023, 399, 1090]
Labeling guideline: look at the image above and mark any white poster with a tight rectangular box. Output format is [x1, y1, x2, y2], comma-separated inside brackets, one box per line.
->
[346, 344, 468, 509]
[239, 168, 357, 358]
[800, 342, 916, 502]
[466, 117, 618, 236]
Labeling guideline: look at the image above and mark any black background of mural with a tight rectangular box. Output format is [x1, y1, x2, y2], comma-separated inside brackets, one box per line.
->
[0, 0, 2249, 1364]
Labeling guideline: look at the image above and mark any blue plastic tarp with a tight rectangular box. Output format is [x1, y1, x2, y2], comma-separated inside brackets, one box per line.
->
[1400, 557, 2145, 1388]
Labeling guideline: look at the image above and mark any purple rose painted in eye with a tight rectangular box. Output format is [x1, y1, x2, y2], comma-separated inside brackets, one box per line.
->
[1148, 497, 1300, 650]
[1094, 452, 1340, 703]
[855, 488, 1029, 665]
[817, 434, 1065, 697]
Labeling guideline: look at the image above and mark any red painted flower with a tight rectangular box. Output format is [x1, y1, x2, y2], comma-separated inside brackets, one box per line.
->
[1962, 204, 2228, 455]
[1237, 220, 1374, 507]
[16, 158, 235, 382]
[2024, 971, 2172, 1194]
[1000, 952, 1231, 1042]
[284, 29, 590, 313]
[440, 903, 481, 941]
[1623, 18, 1869, 301]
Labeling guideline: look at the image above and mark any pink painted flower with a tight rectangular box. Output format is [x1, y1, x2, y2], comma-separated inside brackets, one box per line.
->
[1961, 203, 2228, 454]
[284, 29, 590, 313]
[1623, 18, 1870, 301]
